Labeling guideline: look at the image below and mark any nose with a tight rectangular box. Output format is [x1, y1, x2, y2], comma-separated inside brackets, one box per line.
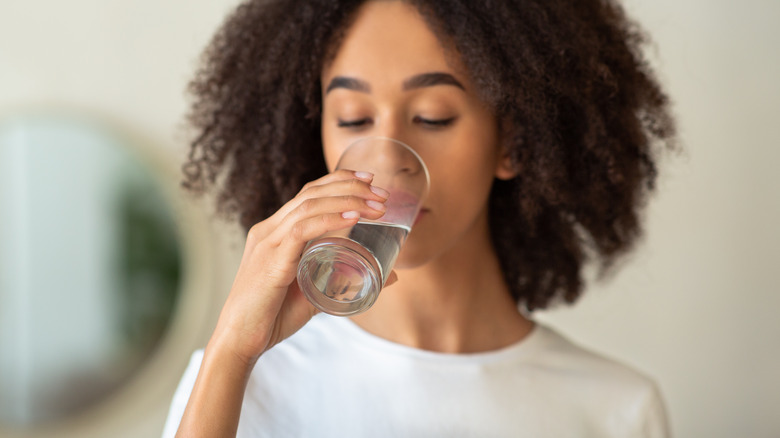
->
[396, 146, 424, 178]
[370, 118, 424, 177]
[338, 136, 427, 194]
[366, 137, 422, 179]
[377, 139, 429, 205]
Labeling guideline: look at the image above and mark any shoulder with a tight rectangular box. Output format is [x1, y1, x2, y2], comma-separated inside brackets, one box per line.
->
[161, 349, 205, 438]
[527, 325, 648, 382]
[527, 324, 670, 437]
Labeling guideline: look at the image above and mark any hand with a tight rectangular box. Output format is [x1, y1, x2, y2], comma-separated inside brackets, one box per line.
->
[208, 169, 391, 367]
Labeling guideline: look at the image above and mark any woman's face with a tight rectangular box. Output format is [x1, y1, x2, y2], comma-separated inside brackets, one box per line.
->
[321, 0, 513, 268]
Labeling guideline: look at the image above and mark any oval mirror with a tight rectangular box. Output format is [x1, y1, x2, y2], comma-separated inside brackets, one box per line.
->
[0, 114, 183, 427]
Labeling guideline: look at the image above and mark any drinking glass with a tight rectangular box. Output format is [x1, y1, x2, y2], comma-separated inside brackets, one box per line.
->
[297, 137, 429, 316]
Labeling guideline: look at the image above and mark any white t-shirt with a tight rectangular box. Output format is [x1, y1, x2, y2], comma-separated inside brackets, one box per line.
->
[162, 314, 669, 437]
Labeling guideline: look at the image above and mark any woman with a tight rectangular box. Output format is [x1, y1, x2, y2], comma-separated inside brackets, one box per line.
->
[163, 0, 676, 436]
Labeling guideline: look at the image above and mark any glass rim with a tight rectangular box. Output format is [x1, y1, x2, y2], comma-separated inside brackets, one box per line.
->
[337, 136, 430, 198]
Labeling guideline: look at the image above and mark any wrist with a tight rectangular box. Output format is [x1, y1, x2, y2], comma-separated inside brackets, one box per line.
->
[203, 330, 262, 378]
[176, 331, 256, 437]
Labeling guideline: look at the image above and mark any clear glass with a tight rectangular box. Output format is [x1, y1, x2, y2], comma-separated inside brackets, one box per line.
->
[297, 137, 429, 316]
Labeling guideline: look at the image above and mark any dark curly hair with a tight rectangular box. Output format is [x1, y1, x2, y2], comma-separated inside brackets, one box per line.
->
[182, 0, 676, 311]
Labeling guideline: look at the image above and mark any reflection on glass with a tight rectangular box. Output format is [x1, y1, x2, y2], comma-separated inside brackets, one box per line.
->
[0, 116, 181, 426]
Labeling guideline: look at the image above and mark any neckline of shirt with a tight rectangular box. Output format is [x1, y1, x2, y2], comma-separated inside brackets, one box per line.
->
[319, 314, 550, 365]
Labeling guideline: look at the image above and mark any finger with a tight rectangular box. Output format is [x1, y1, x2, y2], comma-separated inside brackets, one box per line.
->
[303, 169, 374, 190]
[282, 177, 389, 223]
[273, 211, 362, 261]
[268, 170, 380, 225]
[384, 270, 399, 287]
[302, 177, 390, 202]
[243, 175, 389, 270]
[240, 211, 362, 291]
[270, 194, 387, 245]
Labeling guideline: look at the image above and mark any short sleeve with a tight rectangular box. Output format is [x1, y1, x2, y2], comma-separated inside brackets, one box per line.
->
[636, 382, 672, 438]
[160, 350, 205, 438]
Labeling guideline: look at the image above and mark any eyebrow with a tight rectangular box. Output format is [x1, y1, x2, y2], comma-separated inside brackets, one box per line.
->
[325, 77, 371, 94]
[403, 72, 464, 91]
[324, 72, 465, 95]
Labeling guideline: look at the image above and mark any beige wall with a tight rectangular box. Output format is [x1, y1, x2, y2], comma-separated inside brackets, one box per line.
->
[1, 0, 778, 437]
[539, 1, 780, 437]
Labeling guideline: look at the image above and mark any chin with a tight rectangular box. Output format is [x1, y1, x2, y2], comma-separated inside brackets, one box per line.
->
[392, 238, 437, 270]
[393, 256, 428, 271]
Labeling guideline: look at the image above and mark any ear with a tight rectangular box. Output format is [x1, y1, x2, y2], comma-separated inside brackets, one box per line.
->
[495, 151, 519, 180]
[494, 118, 520, 180]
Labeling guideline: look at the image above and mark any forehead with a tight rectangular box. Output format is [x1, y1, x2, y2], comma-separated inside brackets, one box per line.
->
[322, 1, 464, 85]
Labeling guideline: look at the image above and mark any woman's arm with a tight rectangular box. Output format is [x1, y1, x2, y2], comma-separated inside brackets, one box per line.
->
[174, 342, 253, 438]
[171, 170, 389, 437]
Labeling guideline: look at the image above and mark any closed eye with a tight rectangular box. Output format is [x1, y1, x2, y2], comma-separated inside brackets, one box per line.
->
[413, 116, 457, 127]
[337, 118, 371, 128]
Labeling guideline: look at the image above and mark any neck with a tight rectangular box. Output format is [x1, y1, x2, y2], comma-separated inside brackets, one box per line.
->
[350, 213, 533, 353]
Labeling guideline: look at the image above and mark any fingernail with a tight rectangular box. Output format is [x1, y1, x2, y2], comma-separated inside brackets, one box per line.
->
[370, 185, 390, 199]
[354, 171, 373, 181]
[341, 211, 360, 219]
[366, 200, 386, 211]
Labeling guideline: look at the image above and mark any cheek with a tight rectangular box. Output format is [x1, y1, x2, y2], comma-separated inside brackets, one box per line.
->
[426, 138, 499, 200]
[323, 147, 341, 173]
[321, 125, 345, 172]
[429, 159, 495, 221]
[394, 151, 496, 265]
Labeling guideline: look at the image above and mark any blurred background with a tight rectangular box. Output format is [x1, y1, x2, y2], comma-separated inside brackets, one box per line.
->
[0, 0, 777, 437]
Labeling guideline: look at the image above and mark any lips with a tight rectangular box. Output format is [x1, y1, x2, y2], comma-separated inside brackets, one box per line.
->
[384, 189, 423, 210]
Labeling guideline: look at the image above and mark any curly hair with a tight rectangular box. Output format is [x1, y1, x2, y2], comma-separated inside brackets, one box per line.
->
[182, 0, 675, 311]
